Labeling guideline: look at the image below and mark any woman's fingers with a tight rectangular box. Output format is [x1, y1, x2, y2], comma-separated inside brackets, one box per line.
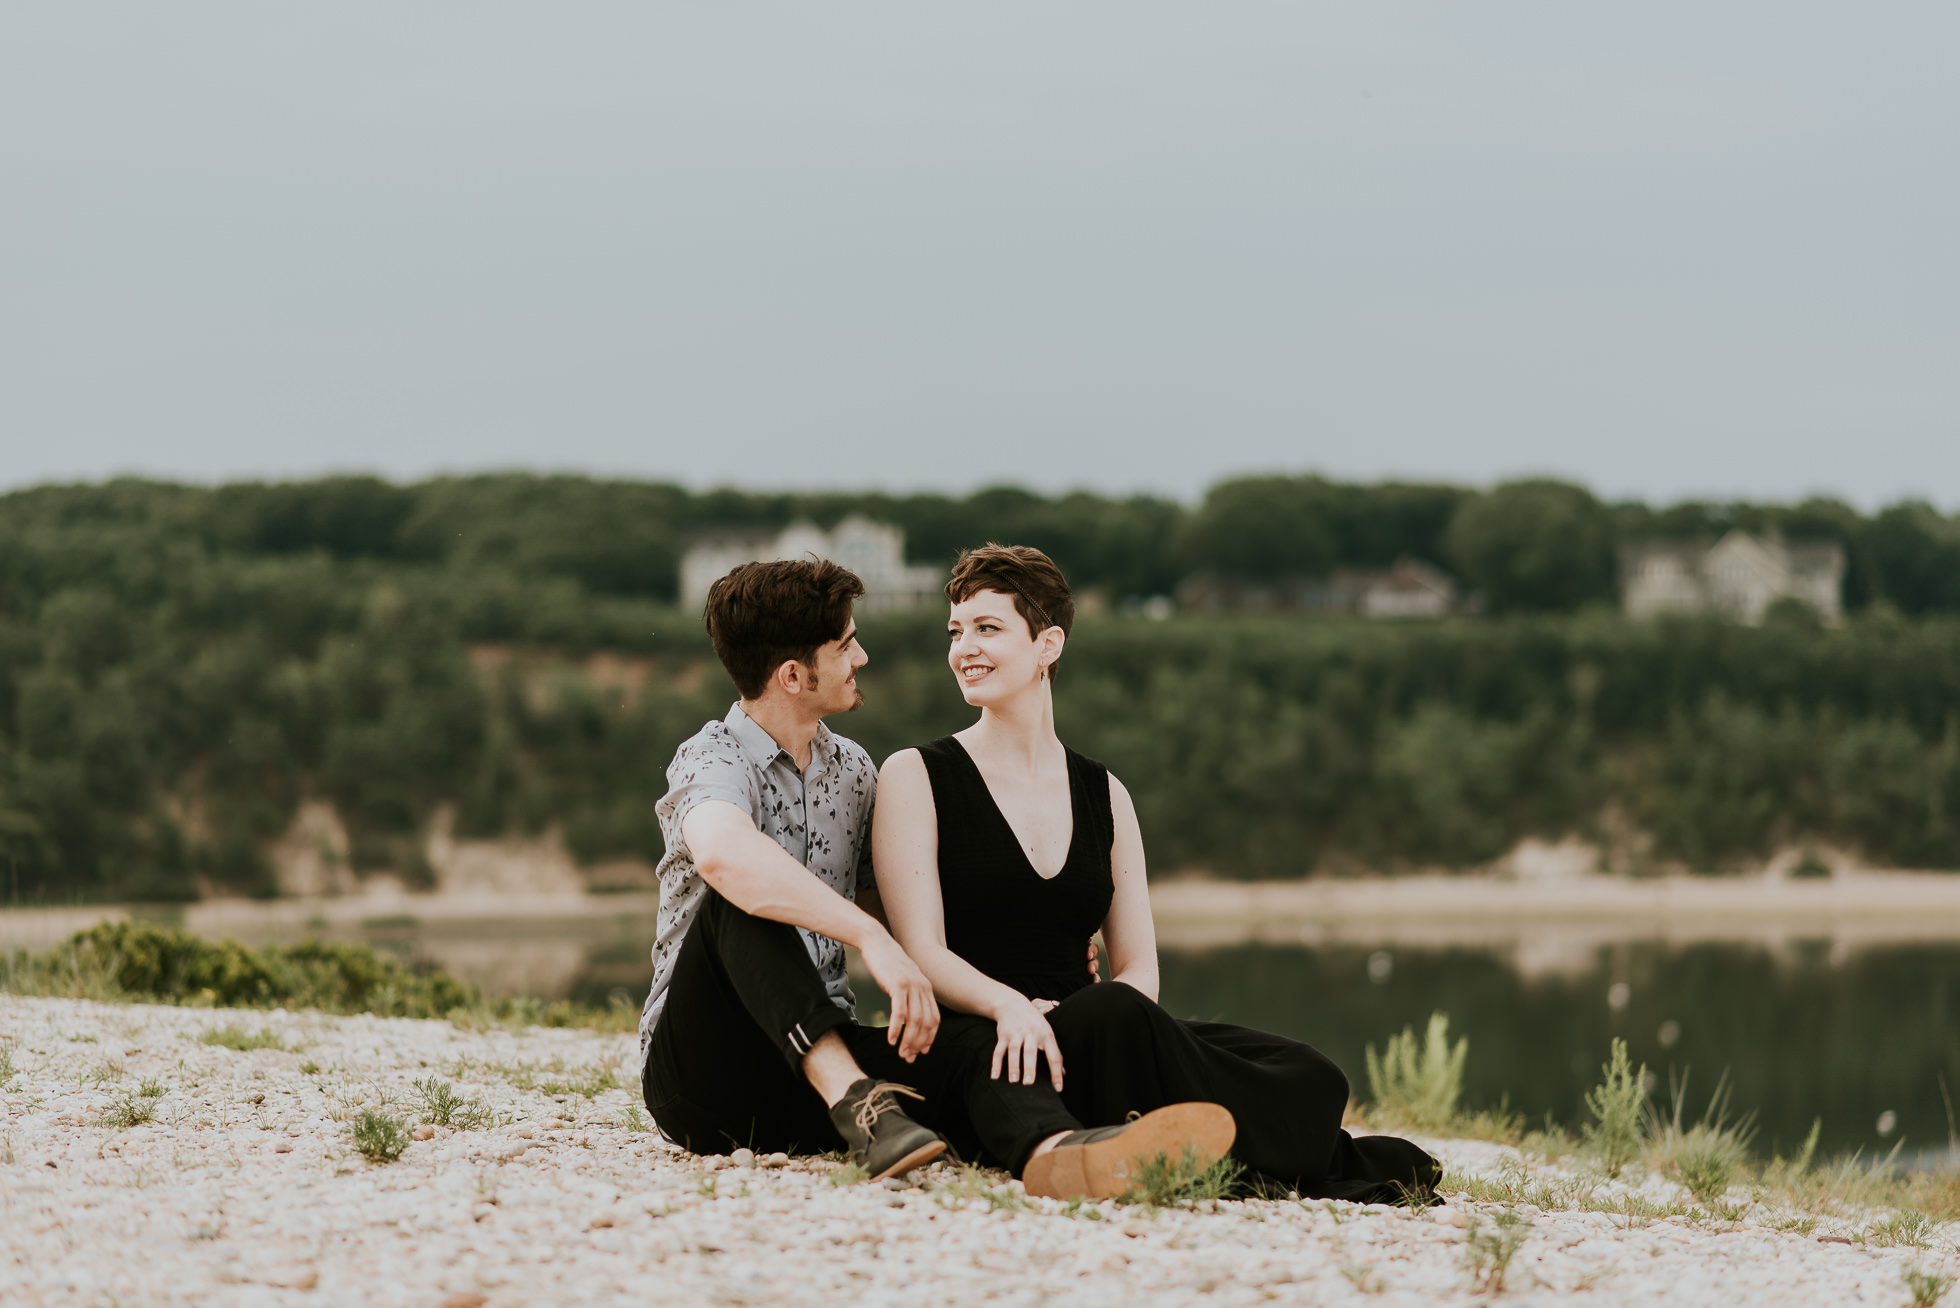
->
[1042, 1030, 1065, 1091]
[993, 1032, 1038, 1084]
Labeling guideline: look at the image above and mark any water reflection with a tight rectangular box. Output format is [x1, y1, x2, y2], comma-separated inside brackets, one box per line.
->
[1155, 940, 1960, 1159]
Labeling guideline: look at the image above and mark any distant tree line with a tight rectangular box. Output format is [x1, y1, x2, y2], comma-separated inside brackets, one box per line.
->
[1, 475, 1958, 903]
[6, 473, 1955, 618]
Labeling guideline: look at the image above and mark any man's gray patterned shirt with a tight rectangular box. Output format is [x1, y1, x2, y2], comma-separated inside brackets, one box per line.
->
[638, 703, 876, 1071]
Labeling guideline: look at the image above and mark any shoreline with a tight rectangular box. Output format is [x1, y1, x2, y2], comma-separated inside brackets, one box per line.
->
[9, 872, 1960, 953]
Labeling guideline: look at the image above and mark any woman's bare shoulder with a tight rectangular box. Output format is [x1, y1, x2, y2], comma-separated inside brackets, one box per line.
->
[876, 747, 933, 795]
[879, 745, 927, 774]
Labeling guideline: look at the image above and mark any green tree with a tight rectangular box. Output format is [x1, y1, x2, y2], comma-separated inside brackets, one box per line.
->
[1862, 502, 1960, 616]
[1179, 477, 1339, 581]
[1445, 479, 1617, 613]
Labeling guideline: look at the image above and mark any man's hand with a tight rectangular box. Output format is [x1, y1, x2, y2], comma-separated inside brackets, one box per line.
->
[858, 931, 940, 1062]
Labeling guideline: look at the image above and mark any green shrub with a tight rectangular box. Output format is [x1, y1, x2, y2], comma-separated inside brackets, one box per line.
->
[1365, 1012, 1467, 1133]
[1582, 1039, 1648, 1177]
[19, 922, 472, 1018]
[352, 1109, 410, 1163]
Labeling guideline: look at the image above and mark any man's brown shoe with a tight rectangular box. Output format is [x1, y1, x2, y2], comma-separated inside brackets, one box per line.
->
[1021, 1102, 1236, 1200]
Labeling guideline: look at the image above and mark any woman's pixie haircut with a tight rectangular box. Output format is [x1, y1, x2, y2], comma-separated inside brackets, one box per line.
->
[945, 544, 1076, 684]
[705, 558, 865, 700]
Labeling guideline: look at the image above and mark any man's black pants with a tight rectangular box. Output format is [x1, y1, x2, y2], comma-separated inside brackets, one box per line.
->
[642, 889, 1079, 1173]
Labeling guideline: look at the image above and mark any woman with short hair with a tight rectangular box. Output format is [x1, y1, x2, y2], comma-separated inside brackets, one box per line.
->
[873, 544, 1439, 1201]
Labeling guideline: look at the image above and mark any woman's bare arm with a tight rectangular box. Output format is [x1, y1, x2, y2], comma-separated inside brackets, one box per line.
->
[1097, 773, 1161, 1002]
[872, 748, 1066, 1089]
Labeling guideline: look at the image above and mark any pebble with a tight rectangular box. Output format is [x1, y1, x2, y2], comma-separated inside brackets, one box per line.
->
[3, 993, 1945, 1308]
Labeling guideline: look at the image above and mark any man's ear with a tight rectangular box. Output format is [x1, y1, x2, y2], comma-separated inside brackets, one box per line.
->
[771, 658, 808, 698]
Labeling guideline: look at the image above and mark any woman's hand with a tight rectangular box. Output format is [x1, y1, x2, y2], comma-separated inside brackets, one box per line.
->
[1029, 998, 1058, 1015]
[990, 996, 1064, 1091]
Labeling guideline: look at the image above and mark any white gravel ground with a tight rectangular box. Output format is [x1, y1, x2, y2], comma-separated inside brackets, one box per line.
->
[2, 995, 1952, 1307]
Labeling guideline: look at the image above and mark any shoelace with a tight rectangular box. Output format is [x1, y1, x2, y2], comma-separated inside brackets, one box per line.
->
[853, 1082, 926, 1134]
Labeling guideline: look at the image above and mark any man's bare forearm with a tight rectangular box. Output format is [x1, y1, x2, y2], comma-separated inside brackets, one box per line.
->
[693, 815, 888, 951]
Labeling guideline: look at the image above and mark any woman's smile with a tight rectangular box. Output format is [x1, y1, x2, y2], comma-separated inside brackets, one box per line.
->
[959, 662, 994, 685]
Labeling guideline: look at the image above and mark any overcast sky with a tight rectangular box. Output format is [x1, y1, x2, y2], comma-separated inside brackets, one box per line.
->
[4, 5, 1954, 507]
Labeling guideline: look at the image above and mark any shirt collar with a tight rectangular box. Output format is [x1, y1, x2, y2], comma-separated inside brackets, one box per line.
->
[724, 702, 835, 781]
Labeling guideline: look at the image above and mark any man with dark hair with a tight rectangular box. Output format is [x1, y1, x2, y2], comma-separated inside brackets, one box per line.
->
[639, 558, 959, 1178]
[641, 557, 1234, 1190]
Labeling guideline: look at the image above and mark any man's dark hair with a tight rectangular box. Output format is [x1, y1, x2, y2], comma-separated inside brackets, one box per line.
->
[945, 543, 1076, 683]
[705, 559, 865, 700]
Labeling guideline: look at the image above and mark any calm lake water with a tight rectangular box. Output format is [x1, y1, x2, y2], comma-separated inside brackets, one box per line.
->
[13, 907, 1957, 1161]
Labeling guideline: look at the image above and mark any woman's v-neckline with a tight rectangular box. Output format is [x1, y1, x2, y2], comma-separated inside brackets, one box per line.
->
[948, 736, 1076, 882]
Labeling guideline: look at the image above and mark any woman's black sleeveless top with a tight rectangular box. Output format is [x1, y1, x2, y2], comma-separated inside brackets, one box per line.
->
[916, 736, 1114, 1003]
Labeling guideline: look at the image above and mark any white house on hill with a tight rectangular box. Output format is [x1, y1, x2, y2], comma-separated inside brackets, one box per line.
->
[1620, 530, 1844, 624]
[680, 517, 945, 613]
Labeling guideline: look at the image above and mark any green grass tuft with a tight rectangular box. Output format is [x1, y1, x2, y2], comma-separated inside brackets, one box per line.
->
[101, 1091, 158, 1129]
[1117, 1145, 1246, 1209]
[1646, 1072, 1756, 1206]
[828, 1160, 871, 1188]
[933, 1162, 1030, 1212]
[199, 1024, 293, 1053]
[1582, 1038, 1648, 1177]
[412, 1076, 503, 1130]
[351, 1108, 411, 1163]
[1462, 1210, 1532, 1295]
[1365, 1011, 1467, 1134]
[481, 1057, 621, 1098]
[0, 1041, 16, 1089]
[1868, 1210, 1935, 1248]
[1904, 1263, 1956, 1308]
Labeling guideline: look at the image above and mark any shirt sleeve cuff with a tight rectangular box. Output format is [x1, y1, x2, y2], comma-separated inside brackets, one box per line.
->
[668, 783, 755, 830]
